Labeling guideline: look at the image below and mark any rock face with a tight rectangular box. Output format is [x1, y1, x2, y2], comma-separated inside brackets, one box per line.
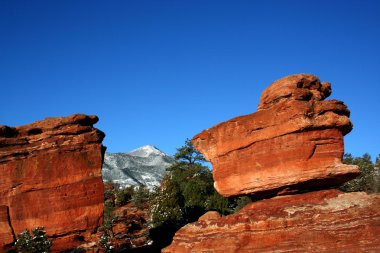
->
[0, 114, 105, 252]
[164, 74, 378, 252]
[0, 206, 14, 248]
[193, 74, 359, 197]
[163, 190, 380, 253]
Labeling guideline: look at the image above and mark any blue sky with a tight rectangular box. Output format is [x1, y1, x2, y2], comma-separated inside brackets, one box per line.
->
[1, 1, 379, 160]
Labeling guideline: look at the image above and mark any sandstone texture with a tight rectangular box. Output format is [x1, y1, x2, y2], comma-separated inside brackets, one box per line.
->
[0, 206, 14, 248]
[193, 74, 359, 197]
[163, 189, 380, 253]
[0, 114, 105, 252]
[198, 211, 221, 221]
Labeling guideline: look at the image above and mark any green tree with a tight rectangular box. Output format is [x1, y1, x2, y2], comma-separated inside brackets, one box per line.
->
[149, 139, 233, 227]
[174, 138, 206, 165]
[15, 227, 52, 253]
[150, 178, 183, 227]
[131, 185, 152, 209]
[205, 192, 230, 215]
[102, 199, 115, 231]
[233, 196, 252, 212]
[115, 186, 135, 207]
[340, 153, 379, 193]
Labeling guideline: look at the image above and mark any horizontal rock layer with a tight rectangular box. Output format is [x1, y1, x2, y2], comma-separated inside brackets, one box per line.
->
[0, 114, 105, 252]
[163, 190, 380, 253]
[193, 74, 359, 197]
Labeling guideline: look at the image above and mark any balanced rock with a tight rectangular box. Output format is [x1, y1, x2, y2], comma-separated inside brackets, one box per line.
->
[193, 74, 359, 197]
[163, 189, 380, 253]
[0, 114, 105, 252]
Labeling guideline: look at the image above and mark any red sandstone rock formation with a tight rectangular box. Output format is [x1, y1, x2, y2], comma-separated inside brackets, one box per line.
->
[197, 211, 221, 221]
[193, 74, 359, 198]
[0, 206, 14, 249]
[0, 114, 105, 252]
[163, 189, 380, 253]
[165, 74, 378, 252]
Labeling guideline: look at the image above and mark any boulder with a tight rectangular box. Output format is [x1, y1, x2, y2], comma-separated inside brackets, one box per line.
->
[0, 114, 105, 252]
[163, 190, 380, 253]
[198, 211, 221, 221]
[193, 74, 359, 197]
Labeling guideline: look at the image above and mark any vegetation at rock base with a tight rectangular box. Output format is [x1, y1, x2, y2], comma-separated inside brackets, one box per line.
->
[149, 139, 249, 228]
[99, 139, 254, 252]
[340, 153, 380, 193]
[99, 232, 113, 253]
[99, 141, 380, 252]
[15, 227, 52, 253]
[233, 196, 253, 212]
[100, 182, 153, 252]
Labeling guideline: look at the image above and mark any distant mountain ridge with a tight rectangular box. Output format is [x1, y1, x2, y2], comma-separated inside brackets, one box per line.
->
[102, 145, 175, 188]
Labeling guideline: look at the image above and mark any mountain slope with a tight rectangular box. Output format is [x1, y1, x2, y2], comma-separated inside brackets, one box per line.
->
[102, 145, 175, 188]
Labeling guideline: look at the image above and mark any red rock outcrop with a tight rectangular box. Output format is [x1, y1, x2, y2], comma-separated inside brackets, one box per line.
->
[165, 74, 378, 252]
[193, 74, 359, 197]
[163, 189, 380, 253]
[0, 206, 14, 249]
[197, 211, 221, 221]
[0, 114, 105, 252]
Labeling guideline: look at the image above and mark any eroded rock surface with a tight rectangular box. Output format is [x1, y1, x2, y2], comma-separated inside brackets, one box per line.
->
[0, 206, 14, 248]
[163, 190, 380, 253]
[193, 74, 359, 197]
[0, 114, 105, 252]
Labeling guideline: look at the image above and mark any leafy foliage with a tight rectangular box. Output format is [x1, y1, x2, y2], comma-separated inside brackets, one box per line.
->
[340, 153, 380, 193]
[15, 227, 52, 253]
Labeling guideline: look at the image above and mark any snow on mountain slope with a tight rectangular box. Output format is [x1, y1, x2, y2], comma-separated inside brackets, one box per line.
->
[102, 145, 175, 188]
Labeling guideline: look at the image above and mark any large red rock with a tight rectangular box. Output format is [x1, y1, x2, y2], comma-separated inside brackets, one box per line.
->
[193, 74, 359, 197]
[163, 190, 380, 253]
[0, 114, 105, 252]
[0, 206, 14, 248]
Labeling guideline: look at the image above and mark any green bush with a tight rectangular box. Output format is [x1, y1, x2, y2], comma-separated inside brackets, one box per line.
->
[150, 179, 183, 227]
[131, 185, 152, 209]
[102, 199, 115, 231]
[15, 227, 52, 253]
[99, 232, 114, 252]
[340, 153, 380, 193]
[115, 186, 135, 206]
[149, 139, 234, 227]
[233, 196, 252, 212]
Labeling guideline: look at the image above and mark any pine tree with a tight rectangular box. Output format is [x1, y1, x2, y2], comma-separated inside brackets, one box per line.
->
[340, 153, 379, 193]
[150, 177, 183, 227]
[174, 139, 206, 165]
[15, 227, 52, 253]
[149, 139, 232, 227]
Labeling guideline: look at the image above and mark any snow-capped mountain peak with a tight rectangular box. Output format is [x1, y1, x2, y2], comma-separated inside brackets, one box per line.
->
[102, 145, 175, 189]
[127, 145, 168, 157]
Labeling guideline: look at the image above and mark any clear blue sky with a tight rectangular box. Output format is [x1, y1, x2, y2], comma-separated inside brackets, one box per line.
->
[1, 1, 379, 160]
